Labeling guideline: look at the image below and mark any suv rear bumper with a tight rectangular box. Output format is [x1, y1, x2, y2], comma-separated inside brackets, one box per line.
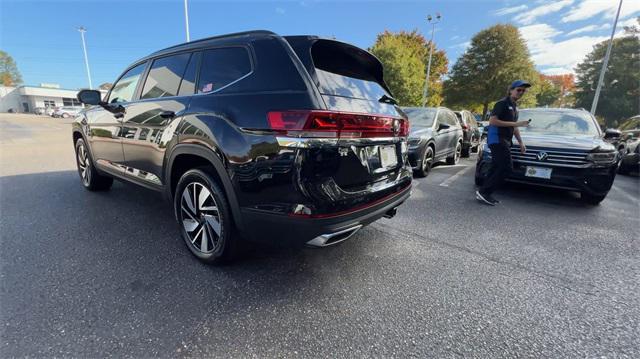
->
[239, 183, 411, 246]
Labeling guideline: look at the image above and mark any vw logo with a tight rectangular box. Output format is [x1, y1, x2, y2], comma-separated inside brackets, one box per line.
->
[392, 119, 401, 135]
[537, 152, 549, 161]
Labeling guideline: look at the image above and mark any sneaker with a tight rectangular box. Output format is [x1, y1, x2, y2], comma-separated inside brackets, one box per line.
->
[476, 190, 497, 206]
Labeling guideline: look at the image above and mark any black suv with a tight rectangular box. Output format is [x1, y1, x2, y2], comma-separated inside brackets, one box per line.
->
[402, 107, 463, 177]
[73, 31, 412, 263]
[454, 110, 480, 157]
[475, 108, 618, 204]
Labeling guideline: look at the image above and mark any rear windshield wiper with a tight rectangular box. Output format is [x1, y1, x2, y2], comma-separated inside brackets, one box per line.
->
[378, 94, 398, 105]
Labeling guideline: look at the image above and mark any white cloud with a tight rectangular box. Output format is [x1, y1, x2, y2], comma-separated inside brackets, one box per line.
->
[566, 23, 610, 36]
[520, 23, 608, 73]
[450, 41, 471, 50]
[541, 67, 575, 75]
[494, 5, 528, 16]
[514, 0, 574, 25]
[619, 16, 639, 29]
[562, 0, 640, 23]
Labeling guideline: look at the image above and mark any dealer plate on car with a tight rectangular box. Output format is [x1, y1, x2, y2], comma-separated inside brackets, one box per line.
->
[379, 145, 398, 168]
[525, 166, 552, 179]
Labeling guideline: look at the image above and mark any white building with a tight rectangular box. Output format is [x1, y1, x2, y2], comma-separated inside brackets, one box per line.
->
[0, 84, 87, 113]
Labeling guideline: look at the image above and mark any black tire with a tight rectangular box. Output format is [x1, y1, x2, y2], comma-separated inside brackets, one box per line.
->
[414, 145, 434, 178]
[75, 138, 113, 191]
[174, 168, 238, 264]
[617, 162, 630, 175]
[446, 141, 462, 165]
[461, 144, 470, 158]
[581, 192, 607, 205]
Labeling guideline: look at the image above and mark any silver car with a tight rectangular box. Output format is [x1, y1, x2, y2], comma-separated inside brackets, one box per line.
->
[53, 107, 82, 118]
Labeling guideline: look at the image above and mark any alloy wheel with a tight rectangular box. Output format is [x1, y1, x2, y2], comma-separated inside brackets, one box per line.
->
[423, 147, 434, 174]
[180, 182, 222, 254]
[77, 143, 91, 186]
[455, 142, 462, 163]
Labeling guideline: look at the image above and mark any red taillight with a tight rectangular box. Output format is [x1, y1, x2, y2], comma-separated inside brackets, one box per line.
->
[267, 111, 409, 138]
[462, 124, 469, 130]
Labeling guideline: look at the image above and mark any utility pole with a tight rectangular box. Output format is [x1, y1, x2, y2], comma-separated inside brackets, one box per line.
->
[77, 26, 93, 89]
[422, 13, 441, 107]
[184, 0, 191, 42]
[590, 0, 623, 115]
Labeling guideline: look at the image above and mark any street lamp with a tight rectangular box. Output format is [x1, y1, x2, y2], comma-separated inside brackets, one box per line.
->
[422, 13, 441, 107]
[77, 26, 93, 89]
[184, 0, 191, 42]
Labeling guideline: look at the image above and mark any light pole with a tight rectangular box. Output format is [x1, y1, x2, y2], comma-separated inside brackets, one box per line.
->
[77, 26, 93, 89]
[184, 0, 191, 42]
[422, 13, 441, 107]
[590, 0, 623, 115]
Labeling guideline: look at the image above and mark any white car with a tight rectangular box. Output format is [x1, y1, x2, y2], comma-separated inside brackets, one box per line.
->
[53, 107, 82, 118]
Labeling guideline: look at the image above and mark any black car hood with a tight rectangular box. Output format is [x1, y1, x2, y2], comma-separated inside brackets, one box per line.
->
[519, 133, 615, 152]
[409, 126, 433, 139]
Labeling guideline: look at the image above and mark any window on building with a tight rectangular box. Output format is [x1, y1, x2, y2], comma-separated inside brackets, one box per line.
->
[109, 62, 146, 103]
[141, 53, 191, 99]
[43, 100, 56, 108]
[197, 47, 251, 94]
[62, 98, 81, 107]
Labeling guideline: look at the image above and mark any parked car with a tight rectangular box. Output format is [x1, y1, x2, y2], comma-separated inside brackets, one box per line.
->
[402, 106, 464, 177]
[45, 107, 57, 116]
[34, 107, 46, 115]
[53, 107, 82, 118]
[454, 110, 480, 157]
[475, 108, 618, 205]
[618, 137, 639, 175]
[477, 120, 490, 141]
[73, 30, 412, 264]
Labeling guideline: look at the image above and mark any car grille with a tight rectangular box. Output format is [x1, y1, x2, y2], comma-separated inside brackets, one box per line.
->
[510, 146, 590, 168]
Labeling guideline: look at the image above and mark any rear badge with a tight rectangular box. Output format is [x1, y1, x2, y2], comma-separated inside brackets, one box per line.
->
[392, 119, 400, 135]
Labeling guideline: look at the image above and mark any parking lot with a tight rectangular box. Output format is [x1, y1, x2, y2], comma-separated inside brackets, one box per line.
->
[1, 113, 638, 357]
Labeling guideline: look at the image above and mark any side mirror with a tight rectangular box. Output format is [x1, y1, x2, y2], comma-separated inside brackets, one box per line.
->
[77, 89, 102, 106]
[604, 128, 621, 140]
[437, 123, 450, 131]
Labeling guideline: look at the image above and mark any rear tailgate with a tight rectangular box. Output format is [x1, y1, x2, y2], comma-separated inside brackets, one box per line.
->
[279, 37, 412, 214]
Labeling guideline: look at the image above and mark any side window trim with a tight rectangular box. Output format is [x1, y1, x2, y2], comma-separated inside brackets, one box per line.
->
[177, 51, 201, 96]
[138, 51, 194, 101]
[194, 45, 254, 95]
[106, 60, 149, 104]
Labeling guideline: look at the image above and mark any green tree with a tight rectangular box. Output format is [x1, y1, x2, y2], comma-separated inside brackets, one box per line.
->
[369, 30, 448, 107]
[535, 74, 561, 107]
[443, 24, 538, 116]
[575, 30, 640, 128]
[0, 50, 23, 86]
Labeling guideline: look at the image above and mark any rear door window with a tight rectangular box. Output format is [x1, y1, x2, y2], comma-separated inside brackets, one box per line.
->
[141, 53, 191, 99]
[311, 40, 390, 101]
[197, 47, 252, 94]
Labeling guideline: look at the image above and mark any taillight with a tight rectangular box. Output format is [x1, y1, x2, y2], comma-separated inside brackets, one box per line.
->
[462, 124, 469, 130]
[267, 111, 409, 138]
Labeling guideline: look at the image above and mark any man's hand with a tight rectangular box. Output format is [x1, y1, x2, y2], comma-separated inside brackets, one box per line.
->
[515, 120, 530, 127]
[520, 143, 527, 154]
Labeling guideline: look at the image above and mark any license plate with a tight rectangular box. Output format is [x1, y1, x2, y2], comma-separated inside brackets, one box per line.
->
[379, 145, 398, 168]
[525, 166, 552, 179]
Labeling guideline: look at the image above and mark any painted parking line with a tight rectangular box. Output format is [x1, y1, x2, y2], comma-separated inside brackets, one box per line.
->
[439, 165, 473, 187]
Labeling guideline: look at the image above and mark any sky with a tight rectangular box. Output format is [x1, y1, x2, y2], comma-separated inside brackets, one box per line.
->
[1, 0, 638, 90]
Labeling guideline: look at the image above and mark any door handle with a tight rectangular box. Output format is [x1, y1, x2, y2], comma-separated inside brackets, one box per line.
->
[160, 111, 176, 119]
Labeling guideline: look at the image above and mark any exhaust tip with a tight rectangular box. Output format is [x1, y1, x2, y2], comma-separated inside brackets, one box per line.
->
[383, 207, 398, 219]
[306, 225, 363, 247]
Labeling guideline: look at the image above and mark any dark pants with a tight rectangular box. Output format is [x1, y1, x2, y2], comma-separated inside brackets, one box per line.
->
[480, 142, 512, 195]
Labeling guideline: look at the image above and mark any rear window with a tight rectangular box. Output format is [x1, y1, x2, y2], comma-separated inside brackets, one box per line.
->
[311, 40, 390, 101]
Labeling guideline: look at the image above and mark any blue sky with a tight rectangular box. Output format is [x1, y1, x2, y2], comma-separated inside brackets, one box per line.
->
[1, 0, 638, 90]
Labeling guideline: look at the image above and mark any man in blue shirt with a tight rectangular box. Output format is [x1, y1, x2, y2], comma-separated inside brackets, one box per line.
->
[476, 80, 532, 205]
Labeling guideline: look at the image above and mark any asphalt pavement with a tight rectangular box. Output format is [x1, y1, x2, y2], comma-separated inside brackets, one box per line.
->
[1, 114, 639, 358]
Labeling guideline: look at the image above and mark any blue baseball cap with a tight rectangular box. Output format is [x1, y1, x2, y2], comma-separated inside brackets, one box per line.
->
[510, 80, 531, 89]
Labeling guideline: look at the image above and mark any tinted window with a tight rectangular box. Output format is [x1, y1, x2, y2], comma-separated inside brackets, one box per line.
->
[403, 107, 436, 127]
[178, 52, 200, 96]
[141, 53, 191, 99]
[198, 47, 251, 94]
[109, 63, 146, 103]
[519, 110, 600, 136]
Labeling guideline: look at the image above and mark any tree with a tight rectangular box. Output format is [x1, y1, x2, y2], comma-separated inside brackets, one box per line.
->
[99, 82, 113, 90]
[535, 74, 561, 107]
[0, 50, 23, 86]
[574, 30, 640, 128]
[443, 24, 538, 116]
[543, 73, 576, 107]
[369, 30, 448, 107]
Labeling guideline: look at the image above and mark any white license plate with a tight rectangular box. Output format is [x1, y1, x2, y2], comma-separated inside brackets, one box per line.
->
[525, 166, 552, 179]
[379, 145, 398, 168]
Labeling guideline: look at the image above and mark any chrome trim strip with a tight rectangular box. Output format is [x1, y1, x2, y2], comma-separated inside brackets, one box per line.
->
[512, 159, 590, 168]
[276, 136, 403, 148]
[510, 148, 590, 156]
[306, 225, 363, 247]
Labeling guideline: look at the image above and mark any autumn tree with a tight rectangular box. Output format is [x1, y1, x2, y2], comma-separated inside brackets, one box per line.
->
[543, 74, 576, 107]
[443, 24, 538, 116]
[535, 74, 561, 107]
[575, 27, 640, 127]
[0, 50, 23, 86]
[369, 30, 448, 107]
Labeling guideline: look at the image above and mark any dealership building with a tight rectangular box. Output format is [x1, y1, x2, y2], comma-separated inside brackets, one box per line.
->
[0, 84, 84, 113]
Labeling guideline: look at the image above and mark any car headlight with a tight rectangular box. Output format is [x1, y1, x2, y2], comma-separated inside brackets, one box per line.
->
[587, 151, 617, 165]
[408, 138, 421, 146]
